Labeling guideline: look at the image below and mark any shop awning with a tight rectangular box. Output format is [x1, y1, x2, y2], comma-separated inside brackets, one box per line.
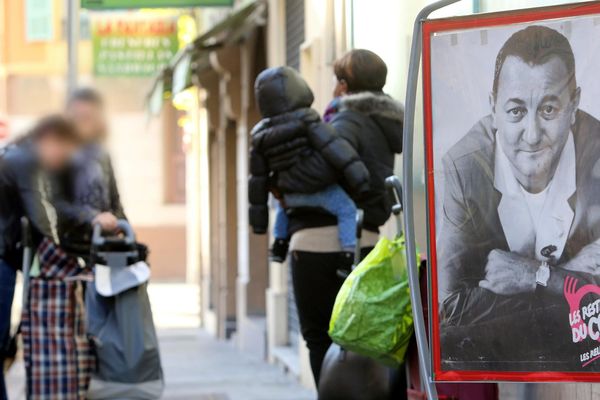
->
[148, 68, 170, 116]
[191, 0, 266, 49]
[146, 0, 266, 116]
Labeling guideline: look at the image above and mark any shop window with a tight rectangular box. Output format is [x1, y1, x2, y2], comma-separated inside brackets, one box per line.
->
[60, 10, 92, 40]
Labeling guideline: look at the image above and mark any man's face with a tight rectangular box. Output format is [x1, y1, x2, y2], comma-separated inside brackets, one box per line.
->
[36, 135, 78, 171]
[66, 100, 106, 143]
[491, 55, 580, 192]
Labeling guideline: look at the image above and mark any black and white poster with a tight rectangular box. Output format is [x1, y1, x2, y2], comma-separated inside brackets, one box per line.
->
[424, 3, 600, 381]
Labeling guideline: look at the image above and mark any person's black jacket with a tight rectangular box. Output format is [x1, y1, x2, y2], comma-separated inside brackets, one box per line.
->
[0, 140, 59, 267]
[288, 91, 404, 233]
[249, 66, 370, 234]
[53, 145, 126, 256]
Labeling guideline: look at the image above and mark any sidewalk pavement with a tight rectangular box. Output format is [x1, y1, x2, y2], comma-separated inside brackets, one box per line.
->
[159, 328, 314, 400]
[6, 282, 315, 400]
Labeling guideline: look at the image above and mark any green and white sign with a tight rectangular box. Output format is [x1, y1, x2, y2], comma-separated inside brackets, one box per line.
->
[82, 0, 232, 9]
[92, 17, 179, 77]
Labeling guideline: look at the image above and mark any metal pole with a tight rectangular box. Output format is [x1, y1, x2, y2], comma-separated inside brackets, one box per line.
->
[20, 218, 32, 310]
[67, 0, 80, 94]
[402, 1, 462, 399]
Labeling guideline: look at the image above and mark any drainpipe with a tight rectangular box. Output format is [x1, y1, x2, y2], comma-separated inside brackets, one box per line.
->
[209, 50, 233, 339]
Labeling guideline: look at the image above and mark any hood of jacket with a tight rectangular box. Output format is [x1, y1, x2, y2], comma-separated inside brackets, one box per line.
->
[339, 91, 404, 153]
[255, 66, 314, 118]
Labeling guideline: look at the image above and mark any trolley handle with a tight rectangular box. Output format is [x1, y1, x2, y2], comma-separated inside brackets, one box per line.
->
[385, 176, 403, 216]
[355, 208, 364, 240]
[385, 176, 404, 237]
[354, 209, 364, 265]
[20, 217, 33, 310]
[92, 219, 135, 247]
[21, 217, 32, 248]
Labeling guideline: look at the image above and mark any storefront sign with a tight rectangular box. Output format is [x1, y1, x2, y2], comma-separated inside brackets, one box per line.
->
[82, 0, 232, 9]
[423, 2, 600, 382]
[92, 17, 178, 77]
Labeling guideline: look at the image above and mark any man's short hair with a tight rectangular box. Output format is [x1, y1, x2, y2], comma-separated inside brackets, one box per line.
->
[31, 114, 80, 144]
[492, 25, 576, 100]
[333, 49, 388, 93]
[67, 87, 104, 108]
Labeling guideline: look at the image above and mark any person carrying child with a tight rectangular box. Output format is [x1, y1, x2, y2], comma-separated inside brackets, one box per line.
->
[248, 66, 370, 271]
[259, 50, 403, 388]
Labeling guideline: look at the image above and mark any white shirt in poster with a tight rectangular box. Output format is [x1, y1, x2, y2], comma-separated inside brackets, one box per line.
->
[494, 132, 576, 261]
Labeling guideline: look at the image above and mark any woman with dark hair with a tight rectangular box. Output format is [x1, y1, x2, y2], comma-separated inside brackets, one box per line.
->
[287, 49, 404, 385]
[0, 115, 83, 399]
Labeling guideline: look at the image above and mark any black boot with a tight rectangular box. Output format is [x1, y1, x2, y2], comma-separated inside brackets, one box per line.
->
[269, 238, 289, 263]
[336, 251, 355, 279]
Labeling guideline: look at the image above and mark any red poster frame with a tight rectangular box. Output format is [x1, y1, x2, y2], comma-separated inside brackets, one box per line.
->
[423, 1, 600, 383]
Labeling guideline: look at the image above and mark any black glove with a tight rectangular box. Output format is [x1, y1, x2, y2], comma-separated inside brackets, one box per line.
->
[336, 251, 354, 279]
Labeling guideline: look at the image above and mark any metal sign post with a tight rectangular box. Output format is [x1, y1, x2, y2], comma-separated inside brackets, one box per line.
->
[402, 1, 462, 399]
[67, 0, 80, 94]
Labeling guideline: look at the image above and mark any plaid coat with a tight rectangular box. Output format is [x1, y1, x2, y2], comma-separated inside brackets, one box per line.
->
[21, 238, 95, 400]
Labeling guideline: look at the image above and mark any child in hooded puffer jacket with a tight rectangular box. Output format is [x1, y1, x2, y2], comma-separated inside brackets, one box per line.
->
[248, 66, 370, 264]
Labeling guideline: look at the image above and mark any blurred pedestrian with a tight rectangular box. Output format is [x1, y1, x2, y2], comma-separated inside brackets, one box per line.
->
[287, 49, 403, 385]
[0, 115, 81, 400]
[57, 87, 126, 256]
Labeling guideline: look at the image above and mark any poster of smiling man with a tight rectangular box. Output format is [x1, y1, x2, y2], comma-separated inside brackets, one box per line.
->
[424, 2, 600, 381]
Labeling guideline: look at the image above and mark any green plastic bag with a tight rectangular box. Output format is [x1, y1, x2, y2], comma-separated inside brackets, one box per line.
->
[328, 235, 415, 367]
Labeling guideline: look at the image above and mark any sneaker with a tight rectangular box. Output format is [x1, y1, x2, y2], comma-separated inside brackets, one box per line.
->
[269, 239, 289, 263]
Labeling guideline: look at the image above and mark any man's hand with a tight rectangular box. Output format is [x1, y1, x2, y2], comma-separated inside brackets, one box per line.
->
[479, 249, 538, 295]
[92, 212, 118, 232]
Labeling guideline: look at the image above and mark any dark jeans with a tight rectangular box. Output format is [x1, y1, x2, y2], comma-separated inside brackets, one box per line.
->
[290, 250, 344, 385]
[290, 249, 407, 399]
[0, 259, 16, 400]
